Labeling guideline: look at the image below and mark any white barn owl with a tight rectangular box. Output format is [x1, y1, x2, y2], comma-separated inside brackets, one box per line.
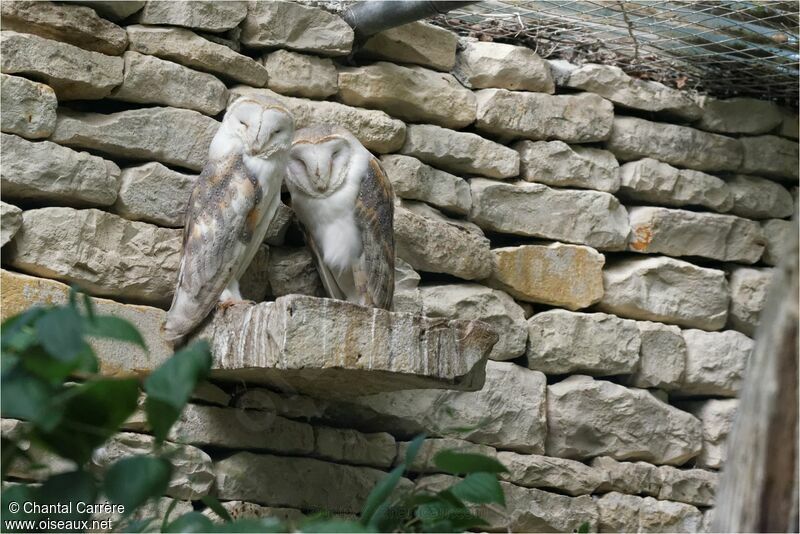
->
[164, 95, 295, 342]
[286, 125, 395, 309]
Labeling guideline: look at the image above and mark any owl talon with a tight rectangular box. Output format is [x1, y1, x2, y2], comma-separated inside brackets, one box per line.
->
[217, 300, 239, 310]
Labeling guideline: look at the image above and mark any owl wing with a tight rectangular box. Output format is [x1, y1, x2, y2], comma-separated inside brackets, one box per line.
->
[353, 156, 395, 309]
[164, 156, 261, 341]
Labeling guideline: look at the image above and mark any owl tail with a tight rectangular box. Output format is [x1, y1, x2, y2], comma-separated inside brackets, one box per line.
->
[163, 290, 203, 346]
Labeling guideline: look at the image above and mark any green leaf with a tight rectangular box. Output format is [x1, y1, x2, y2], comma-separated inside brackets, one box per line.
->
[360, 464, 404, 526]
[82, 292, 96, 323]
[124, 518, 157, 533]
[300, 519, 369, 533]
[404, 433, 427, 467]
[2, 484, 36, 530]
[145, 340, 212, 442]
[432, 450, 508, 475]
[35, 470, 97, 524]
[34, 306, 87, 363]
[1, 365, 61, 431]
[85, 315, 146, 350]
[576, 521, 591, 533]
[105, 456, 172, 514]
[215, 518, 287, 532]
[161, 498, 180, 532]
[1, 308, 46, 352]
[449, 472, 505, 506]
[35, 378, 139, 464]
[164, 512, 215, 533]
[20, 343, 96, 385]
[201, 495, 232, 523]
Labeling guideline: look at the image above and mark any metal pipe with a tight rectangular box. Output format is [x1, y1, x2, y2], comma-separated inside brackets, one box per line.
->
[342, 0, 478, 42]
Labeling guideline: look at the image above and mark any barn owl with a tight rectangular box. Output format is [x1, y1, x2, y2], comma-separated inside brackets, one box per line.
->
[286, 125, 395, 309]
[164, 95, 294, 342]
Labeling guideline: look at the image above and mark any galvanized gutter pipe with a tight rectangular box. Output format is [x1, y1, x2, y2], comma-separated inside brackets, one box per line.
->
[342, 0, 478, 43]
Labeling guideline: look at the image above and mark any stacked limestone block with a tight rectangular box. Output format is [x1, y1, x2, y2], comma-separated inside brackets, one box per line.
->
[1, 1, 798, 532]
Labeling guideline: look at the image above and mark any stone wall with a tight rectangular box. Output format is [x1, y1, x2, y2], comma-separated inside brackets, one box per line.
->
[1, 1, 798, 532]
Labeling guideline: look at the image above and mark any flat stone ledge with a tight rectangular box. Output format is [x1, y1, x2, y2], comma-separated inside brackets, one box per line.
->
[195, 295, 495, 397]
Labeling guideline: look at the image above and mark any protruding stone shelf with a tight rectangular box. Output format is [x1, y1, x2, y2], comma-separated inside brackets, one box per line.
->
[2, 270, 495, 397]
[196, 295, 496, 397]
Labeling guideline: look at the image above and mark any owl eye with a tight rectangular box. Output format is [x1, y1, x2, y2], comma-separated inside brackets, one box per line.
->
[274, 128, 284, 136]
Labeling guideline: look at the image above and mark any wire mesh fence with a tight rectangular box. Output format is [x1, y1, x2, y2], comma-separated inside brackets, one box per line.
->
[430, 1, 799, 108]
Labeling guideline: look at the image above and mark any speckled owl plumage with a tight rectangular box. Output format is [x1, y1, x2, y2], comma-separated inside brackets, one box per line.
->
[164, 95, 295, 343]
[286, 125, 395, 309]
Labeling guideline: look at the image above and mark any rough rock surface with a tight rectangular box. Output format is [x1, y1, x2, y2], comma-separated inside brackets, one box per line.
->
[526, 310, 640, 376]
[91, 432, 214, 500]
[679, 329, 753, 397]
[497, 451, 605, 496]
[400, 123, 519, 179]
[682, 399, 738, 469]
[469, 179, 630, 250]
[0, 74, 57, 139]
[475, 89, 614, 142]
[339, 62, 476, 129]
[546, 375, 702, 465]
[628, 321, 686, 390]
[657, 465, 718, 507]
[418, 284, 527, 361]
[726, 174, 794, 219]
[0, 31, 123, 100]
[110, 51, 228, 115]
[779, 110, 799, 139]
[394, 204, 493, 280]
[126, 25, 268, 86]
[627, 206, 765, 263]
[418, 474, 599, 532]
[135, 0, 247, 32]
[488, 243, 605, 310]
[263, 201, 293, 247]
[204, 502, 304, 524]
[760, 219, 794, 266]
[240, 1, 353, 56]
[169, 404, 314, 454]
[596, 492, 704, 533]
[196, 295, 496, 396]
[266, 247, 324, 298]
[396, 438, 497, 473]
[453, 41, 554, 93]
[313, 427, 396, 468]
[215, 452, 408, 514]
[592, 456, 663, 496]
[739, 135, 799, 181]
[697, 97, 783, 135]
[1, 270, 173, 372]
[599, 257, 729, 330]
[263, 49, 337, 99]
[232, 86, 405, 153]
[74, 0, 145, 21]
[0, 0, 128, 55]
[606, 116, 742, 172]
[727, 267, 773, 336]
[566, 64, 702, 119]
[333, 361, 548, 453]
[50, 107, 219, 172]
[360, 22, 457, 72]
[1, 133, 120, 207]
[514, 140, 620, 192]
[6, 208, 180, 306]
[0, 202, 22, 248]
[618, 158, 733, 212]
[380, 155, 470, 215]
[114, 162, 196, 228]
